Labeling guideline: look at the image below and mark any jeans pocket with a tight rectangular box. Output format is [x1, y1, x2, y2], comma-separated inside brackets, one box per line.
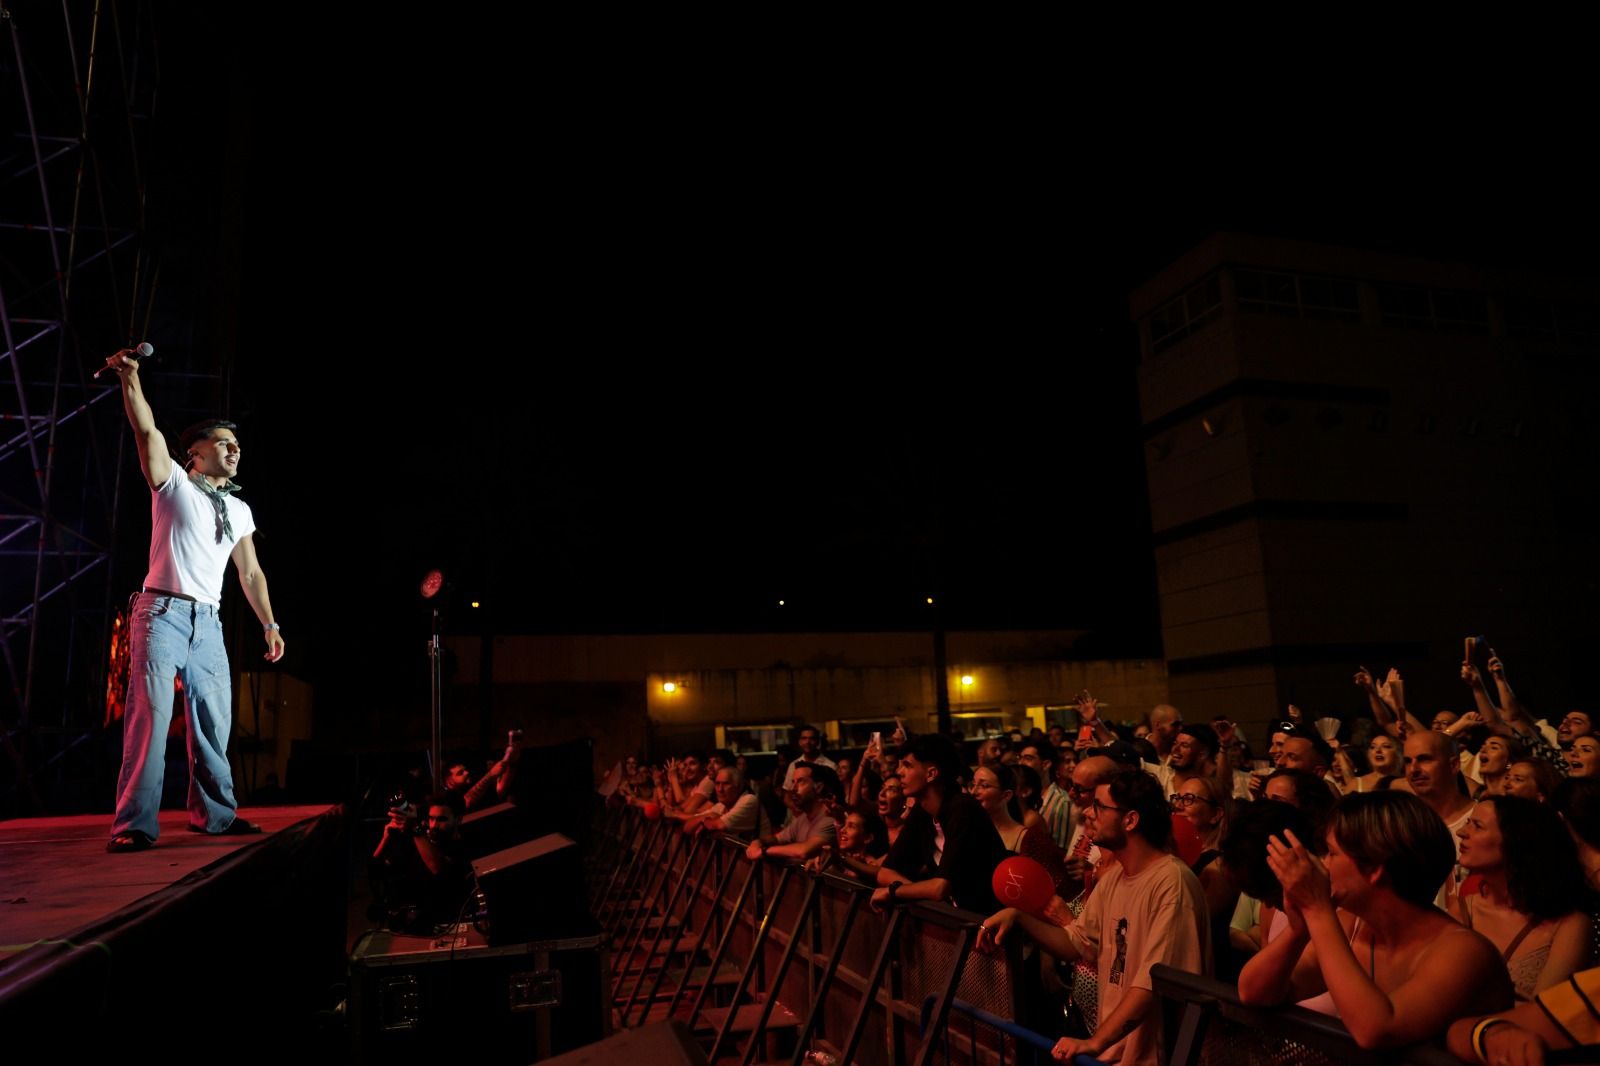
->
[137, 597, 172, 619]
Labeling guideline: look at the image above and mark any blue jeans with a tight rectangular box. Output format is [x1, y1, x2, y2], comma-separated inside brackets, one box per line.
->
[111, 592, 240, 839]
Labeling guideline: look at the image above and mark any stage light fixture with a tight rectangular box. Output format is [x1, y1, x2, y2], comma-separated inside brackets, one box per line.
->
[420, 569, 444, 599]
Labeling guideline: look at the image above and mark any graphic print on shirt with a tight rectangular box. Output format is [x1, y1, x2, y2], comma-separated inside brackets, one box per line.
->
[1109, 917, 1129, 986]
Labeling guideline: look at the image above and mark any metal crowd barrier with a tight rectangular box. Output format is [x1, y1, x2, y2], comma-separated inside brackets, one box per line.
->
[586, 803, 1031, 1066]
[586, 803, 1475, 1066]
[1151, 965, 1459, 1066]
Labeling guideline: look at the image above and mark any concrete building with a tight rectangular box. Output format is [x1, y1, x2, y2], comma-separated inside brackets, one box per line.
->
[1131, 232, 1600, 733]
[444, 630, 1167, 773]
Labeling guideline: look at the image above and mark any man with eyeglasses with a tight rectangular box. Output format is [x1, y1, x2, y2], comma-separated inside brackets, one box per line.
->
[1061, 754, 1117, 893]
[980, 769, 1209, 1065]
[1019, 740, 1071, 848]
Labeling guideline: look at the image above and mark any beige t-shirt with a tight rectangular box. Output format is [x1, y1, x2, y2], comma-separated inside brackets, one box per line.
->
[1063, 852, 1210, 1065]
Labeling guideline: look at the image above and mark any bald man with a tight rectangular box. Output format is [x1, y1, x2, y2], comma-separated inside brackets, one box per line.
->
[1146, 705, 1182, 766]
[1404, 729, 1474, 907]
[1062, 754, 1120, 891]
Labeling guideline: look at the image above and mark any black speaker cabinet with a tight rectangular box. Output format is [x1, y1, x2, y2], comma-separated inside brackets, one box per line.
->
[459, 800, 526, 859]
[473, 832, 598, 944]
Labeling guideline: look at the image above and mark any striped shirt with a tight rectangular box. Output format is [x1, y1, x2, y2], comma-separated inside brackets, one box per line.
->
[1040, 783, 1072, 849]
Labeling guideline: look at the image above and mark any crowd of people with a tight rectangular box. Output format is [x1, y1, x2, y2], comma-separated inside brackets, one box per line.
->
[618, 645, 1600, 1065]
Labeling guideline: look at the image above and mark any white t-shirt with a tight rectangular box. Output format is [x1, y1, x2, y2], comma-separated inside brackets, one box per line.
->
[1063, 853, 1210, 1065]
[706, 792, 762, 835]
[144, 467, 256, 605]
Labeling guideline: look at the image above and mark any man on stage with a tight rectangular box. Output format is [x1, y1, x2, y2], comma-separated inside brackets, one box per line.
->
[104, 349, 284, 853]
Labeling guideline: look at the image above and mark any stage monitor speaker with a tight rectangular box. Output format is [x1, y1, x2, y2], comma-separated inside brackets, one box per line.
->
[546, 1020, 707, 1065]
[473, 832, 596, 944]
[460, 800, 527, 859]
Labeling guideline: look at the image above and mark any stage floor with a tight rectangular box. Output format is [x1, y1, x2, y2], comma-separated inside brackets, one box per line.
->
[0, 804, 331, 958]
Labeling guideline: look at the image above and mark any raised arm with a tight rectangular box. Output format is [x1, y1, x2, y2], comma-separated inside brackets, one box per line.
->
[106, 353, 172, 489]
[1213, 718, 1239, 797]
[1381, 668, 1427, 736]
[1487, 650, 1538, 738]
[1355, 668, 1405, 738]
[848, 736, 880, 807]
[1078, 692, 1114, 746]
[1461, 662, 1502, 726]
[230, 534, 284, 662]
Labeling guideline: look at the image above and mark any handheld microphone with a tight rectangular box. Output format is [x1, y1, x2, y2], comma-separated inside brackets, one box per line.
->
[93, 342, 154, 379]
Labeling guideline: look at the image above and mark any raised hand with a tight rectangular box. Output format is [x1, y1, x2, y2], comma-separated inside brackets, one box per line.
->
[1487, 649, 1506, 681]
[1078, 692, 1099, 723]
[1354, 666, 1376, 691]
[1267, 829, 1332, 916]
[1286, 704, 1304, 724]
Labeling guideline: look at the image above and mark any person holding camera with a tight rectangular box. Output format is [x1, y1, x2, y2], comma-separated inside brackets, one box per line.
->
[372, 792, 472, 930]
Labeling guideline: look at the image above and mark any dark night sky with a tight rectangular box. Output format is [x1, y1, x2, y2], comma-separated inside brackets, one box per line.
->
[131, 11, 1596, 722]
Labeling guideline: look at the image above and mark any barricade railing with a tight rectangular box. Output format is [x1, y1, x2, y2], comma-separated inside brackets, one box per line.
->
[586, 804, 1029, 1066]
[584, 806, 1479, 1066]
[1151, 964, 1459, 1066]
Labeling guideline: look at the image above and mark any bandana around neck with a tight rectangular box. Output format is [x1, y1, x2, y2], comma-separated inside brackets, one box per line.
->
[188, 472, 242, 543]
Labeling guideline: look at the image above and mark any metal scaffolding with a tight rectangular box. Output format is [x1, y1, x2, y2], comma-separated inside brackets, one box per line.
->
[0, 0, 211, 815]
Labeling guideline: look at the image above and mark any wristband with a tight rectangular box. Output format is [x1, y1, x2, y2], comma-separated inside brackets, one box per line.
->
[264, 623, 280, 632]
[887, 880, 902, 904]
[1470, 1017, 1512, 1062]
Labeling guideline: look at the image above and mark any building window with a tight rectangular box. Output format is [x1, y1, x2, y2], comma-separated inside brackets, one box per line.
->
[1504, 295, 1600, 345]
[1149, 271, 1223, 353]
[1235, 268, 1359, 322]
[1377, 284, 1489, 334]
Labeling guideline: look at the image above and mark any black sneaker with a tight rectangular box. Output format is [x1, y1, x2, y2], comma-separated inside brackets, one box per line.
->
[107, 830, 155, 852]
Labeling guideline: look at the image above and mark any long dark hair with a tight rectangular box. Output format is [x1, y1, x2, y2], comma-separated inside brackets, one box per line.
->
[990, 763, 1026, 824]
[848, 805, 889, 859]
[1481, 795, 1584, 921]
[1221, 800, 1316, 908]
[1012, 764, 1045, 820]
[1555, 776, 1600, 850]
